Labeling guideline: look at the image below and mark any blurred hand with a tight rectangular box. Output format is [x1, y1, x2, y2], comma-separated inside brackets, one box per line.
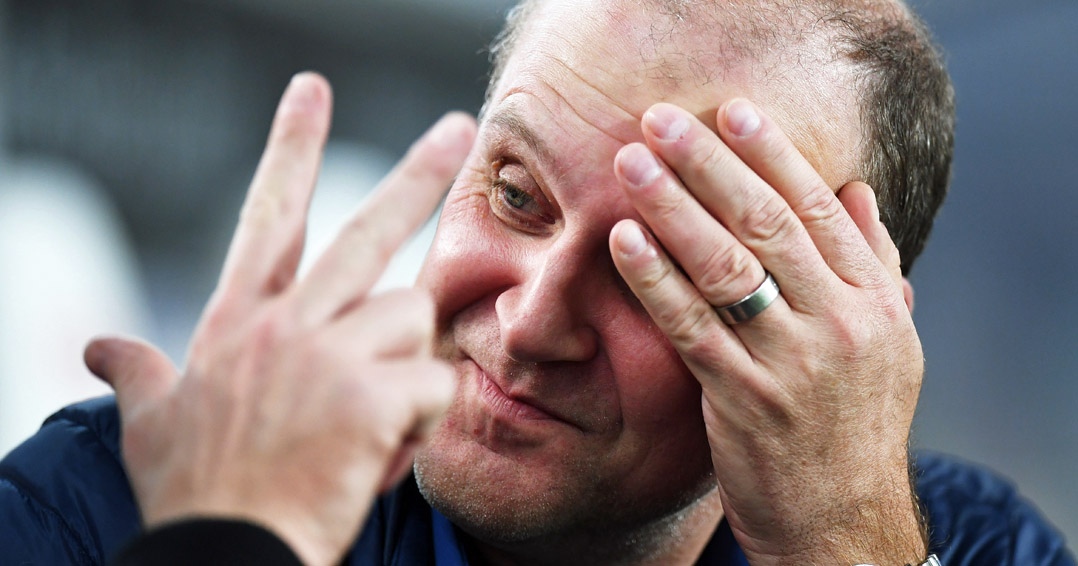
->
[84, 73, 476, 566]
[610, 100, 925, 565]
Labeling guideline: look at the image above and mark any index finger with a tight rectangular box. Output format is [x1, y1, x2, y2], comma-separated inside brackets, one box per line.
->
[292, 112, 477, 325]
[218, 73, 333, 305]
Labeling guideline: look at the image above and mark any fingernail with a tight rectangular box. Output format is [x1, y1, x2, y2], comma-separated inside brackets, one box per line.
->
[616, 222, 648, 256]
[644, 105, 690, 141]
[725, 99, 760, 137]
[620, 145, 662, 187]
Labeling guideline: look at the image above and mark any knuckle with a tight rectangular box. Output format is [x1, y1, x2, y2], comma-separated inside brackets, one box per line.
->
[679, 325, 724, 366]
[295, 332, 331, 368]
[410, 299, 437, 344]
[739, 196, 799, 245]
[120, 418, 157, 468]
[359, 412, 402, 457]
[398, 289, 435, 322]
[648, 186, 689, 226]
[736, 377, 794, 423]
[869, 290, 909, 326]
[660, 299, 716, 349]
[415, 363, 457, 425]
[248, 307, 296, 351]
[793, 184, 844, 229]
[694, 244, 758, 301]
[633, 253, 677, 295]
[688, 140, 734, 181]
[430, 365, 458, 409]
[827, 311, 877, 352]
[391, 297, 437, 356]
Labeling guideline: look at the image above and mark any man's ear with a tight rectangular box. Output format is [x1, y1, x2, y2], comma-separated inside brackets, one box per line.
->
[902, 277, 914, 313]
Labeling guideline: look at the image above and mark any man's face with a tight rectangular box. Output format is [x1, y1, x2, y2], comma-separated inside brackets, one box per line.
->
[414, 0, 859, 546]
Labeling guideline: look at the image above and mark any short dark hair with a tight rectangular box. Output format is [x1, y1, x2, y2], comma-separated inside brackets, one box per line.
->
[485, 0, 954, 275]
[832, 4, 955, 275]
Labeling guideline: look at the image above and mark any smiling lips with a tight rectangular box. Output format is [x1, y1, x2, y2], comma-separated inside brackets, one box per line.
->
[477, 364, 560, 422]
[467, 359, 589, 434]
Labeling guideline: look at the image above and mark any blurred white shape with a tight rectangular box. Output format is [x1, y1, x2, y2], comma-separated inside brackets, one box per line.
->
[300, 140, 440, 293]
[0, 157, 150, 456]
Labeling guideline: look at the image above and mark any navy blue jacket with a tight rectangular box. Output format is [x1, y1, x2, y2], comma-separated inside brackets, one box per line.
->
[1, 397, 1074, 565]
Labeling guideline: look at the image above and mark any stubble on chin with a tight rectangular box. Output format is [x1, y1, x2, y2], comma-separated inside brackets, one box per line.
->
[413, 430, 720, 564]
[413, 430, 594, 545]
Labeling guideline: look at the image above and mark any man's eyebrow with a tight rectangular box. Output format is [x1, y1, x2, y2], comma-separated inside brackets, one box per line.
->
[487, 108, 553, 163]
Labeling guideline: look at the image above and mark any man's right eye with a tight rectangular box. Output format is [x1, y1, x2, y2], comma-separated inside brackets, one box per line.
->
[501, 182, 534, 210]
[489, 159, 555, 230]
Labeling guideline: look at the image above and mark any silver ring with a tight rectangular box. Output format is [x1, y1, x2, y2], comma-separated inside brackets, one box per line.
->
[713, 272, 780, 325]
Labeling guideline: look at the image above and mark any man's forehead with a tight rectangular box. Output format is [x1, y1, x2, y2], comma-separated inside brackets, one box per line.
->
[490, 0, 814, 126]
[484, 1, 751, 144]
[518, 0, 751, 93]
[487, 0, 866, 187]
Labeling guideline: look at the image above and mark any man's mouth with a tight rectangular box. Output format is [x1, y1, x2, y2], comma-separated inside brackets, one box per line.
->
[464, 359, 583, 431]
[478, 367, 557, 421]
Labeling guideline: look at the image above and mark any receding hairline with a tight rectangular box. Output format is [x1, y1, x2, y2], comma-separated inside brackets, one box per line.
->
[485, 0, 914, 97]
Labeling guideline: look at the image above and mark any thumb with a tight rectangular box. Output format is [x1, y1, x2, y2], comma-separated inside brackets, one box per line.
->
[837, 181, 903, 290]
[84, 335, 178, 415]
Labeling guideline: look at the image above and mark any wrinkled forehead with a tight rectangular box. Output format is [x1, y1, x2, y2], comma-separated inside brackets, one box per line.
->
[485, 0, 752, 147]
[497, 0, 759, 106]
[486, 0, 864, 188]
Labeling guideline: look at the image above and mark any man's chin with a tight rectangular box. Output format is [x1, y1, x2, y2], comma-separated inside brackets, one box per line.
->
[413, 429, 598, 545]
[414, 431, 722, 564]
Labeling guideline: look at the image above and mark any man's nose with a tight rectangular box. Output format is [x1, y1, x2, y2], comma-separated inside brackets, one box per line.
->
[495, 253, 598, 363]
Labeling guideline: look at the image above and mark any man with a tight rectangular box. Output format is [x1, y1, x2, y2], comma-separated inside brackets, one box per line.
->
[1, 0, 1073, 565]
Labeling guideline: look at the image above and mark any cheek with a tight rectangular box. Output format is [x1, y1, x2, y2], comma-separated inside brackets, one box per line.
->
[606, 313, 710, 452]
[417, 190, 517, 328]
[610, 322, 702, 431]
[599, 312, 715, 491]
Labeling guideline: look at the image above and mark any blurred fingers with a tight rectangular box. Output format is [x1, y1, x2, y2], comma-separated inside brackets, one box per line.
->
[326, 288, 436, 359]
[369, 360, 456, 490]
[293, 112, 476, 325]
[84, 335, 178, 416]
[217, 73, 333, 309]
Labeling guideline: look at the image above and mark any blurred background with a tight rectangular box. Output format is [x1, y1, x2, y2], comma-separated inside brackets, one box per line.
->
[0, 0, 1075, 546]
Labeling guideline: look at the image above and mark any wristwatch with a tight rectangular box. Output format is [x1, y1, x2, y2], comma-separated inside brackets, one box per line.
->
[855, 555, 941, 566]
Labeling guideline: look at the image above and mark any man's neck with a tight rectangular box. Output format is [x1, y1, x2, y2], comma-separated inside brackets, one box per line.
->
[462, 488, 725, 566]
